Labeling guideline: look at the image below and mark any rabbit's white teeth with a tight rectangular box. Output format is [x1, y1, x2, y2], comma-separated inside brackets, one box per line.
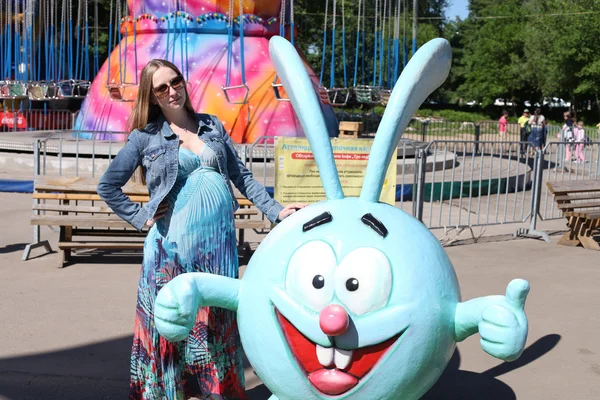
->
[316, 344, 334, 367]
[334, 348, 353, 370]
[316, 345, 354, 369]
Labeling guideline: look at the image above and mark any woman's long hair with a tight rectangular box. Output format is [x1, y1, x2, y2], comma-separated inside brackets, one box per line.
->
[128, 59, 195, 131]
[534, 108, 541, 125]
[128, 60, 195, 185]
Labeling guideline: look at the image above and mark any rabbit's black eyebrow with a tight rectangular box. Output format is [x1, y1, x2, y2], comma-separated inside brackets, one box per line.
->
[361, 213, 388, 238]
[302, 212, 333, 232]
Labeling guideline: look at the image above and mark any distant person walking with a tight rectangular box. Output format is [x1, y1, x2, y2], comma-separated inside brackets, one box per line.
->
[518, 109, 531, 155]
[496, 109, 509, 153]
[528, 108, 546, 153]
[558, 111, 574, 163]
[573, 120, 586, 164]
[499, 110, 509, 139]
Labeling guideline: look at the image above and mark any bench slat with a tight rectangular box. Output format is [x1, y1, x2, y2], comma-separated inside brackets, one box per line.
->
[33, 192, 253, 207]
[557, 201, 600, 210]
[34, 176, 255, 206]
[33, 204, 258, 216]
[32, 215, 132, 228]
[555, 193, 600, 202]
[58, 241, 144, 250]
[71, 228, 147, 237]
[33, 193, 150, 202]
[564, 211, 600, 219]
[32, 215, 270, 229]
[547, 179, 600, 195]
[35, 175, 148, 195]
[234, 209, 259, 216]
[34, 204, 114, 213]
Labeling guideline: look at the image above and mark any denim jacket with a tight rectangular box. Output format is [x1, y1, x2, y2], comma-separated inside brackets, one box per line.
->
[97, 113, 283, 231]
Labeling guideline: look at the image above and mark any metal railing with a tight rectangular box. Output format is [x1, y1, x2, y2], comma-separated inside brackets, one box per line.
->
[32, 130, 129, 177]
[415, 140, 536, 230]
[0, 109, 75, 132]
[20, 128, 600, 260]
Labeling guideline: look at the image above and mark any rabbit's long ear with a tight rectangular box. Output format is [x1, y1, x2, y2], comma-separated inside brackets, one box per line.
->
[360, 38, 452, 203]
[269, 36, 344, 200]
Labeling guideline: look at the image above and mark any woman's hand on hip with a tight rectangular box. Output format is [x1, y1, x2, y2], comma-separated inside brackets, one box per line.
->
[145, 200, 169, 228]
[278, 203, 308, 221]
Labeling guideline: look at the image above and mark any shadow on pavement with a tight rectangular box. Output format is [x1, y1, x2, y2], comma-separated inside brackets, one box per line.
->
[0, 327, 559, 400]
[423, 334, 561, 399]
[0, 243, 26, 254]
[0, 336, 132, 400]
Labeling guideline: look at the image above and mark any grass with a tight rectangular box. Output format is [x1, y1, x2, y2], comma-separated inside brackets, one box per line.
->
[413, 108, 492, 122]
[337, 106, 600, 134]
[338, 106, 505, 123]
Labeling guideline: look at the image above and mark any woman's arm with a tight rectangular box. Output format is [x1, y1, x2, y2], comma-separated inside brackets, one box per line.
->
[211, 116, 284, 223]
[97, 130, 149, 231]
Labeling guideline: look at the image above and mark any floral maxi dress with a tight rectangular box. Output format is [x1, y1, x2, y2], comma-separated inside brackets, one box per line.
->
[129, 146, 246, 400]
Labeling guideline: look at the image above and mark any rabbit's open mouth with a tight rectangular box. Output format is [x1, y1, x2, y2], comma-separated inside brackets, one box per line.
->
[276, 311, 403, 396]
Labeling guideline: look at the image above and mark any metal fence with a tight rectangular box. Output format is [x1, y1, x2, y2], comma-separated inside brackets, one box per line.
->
[9, 110, 600, 147]
[21, 129, 600, 259]
[0, 109, 75, 132]
[336, 116, 600, 152]
[414, 140, 536, 230]
[32, 130, 128, 178]
[414, 140, 599, 236]
[239, 135, 600, 241]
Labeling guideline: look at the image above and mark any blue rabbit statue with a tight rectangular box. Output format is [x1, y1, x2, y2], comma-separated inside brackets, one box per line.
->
[153, 36, 530, 400]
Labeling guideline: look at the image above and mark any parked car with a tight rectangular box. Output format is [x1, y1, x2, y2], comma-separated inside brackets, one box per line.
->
[542, 97, 570, 108]
[494, 98, 514, 106]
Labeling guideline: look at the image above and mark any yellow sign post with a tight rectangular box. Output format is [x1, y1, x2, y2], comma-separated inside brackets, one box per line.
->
[274, 137, 397, 205]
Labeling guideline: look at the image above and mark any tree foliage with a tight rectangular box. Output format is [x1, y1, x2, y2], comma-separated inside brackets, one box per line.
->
[523, 0, 600, 115]
[59, 0, 600, 119]
[293, 0, 446, 89]
[454, 0, 531, 106]
[445, 0, 600, 119]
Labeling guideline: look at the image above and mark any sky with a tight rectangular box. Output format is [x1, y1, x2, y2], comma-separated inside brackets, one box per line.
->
[445, 0, 469, 20]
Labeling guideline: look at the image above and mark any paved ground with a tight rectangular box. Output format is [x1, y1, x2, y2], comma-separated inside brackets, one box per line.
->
[1, 191, 600, 399]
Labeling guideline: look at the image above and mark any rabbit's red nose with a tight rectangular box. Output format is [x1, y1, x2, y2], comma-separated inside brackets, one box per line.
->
[319, 304, 349, 336]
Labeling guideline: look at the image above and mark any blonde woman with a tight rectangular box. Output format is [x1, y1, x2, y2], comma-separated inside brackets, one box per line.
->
[573, 120, 586, 163]
[98, 59, 304, 399]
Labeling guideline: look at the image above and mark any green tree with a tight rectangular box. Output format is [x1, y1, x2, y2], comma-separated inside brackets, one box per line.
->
[455, 0, 533, 110]
[293, 0, 447, 90]
[524, 0, 600, 119]
[435, 18, 466, 104]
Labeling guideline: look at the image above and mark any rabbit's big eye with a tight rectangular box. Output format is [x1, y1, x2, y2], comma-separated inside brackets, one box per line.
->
[312, 275, 325, 289]
[334, 248, 392, 316]
[286, 241, 336, 311]
[345, 278, 359, 291]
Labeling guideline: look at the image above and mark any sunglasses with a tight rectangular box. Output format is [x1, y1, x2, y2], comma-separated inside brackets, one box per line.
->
[152, 75, 185, 99]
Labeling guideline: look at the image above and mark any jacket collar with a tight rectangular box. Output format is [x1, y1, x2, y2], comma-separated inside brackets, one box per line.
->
[146, 112, 216, 138]
[153, 113, 205, 138]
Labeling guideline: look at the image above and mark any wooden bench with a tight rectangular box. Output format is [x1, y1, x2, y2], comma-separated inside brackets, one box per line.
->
[338, 121, 363, 139]
[547, 179, 600, 250]
[30, 175, 271, 267]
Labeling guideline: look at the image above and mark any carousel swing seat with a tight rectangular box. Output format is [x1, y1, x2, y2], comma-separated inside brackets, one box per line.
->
[379, 89, 392, 106]
[0, 82, 28, 99]
[327, 87, 351, 107]
[106, 83, 135, 102]
[354, 85, 381, 106]
[59, 80, 91, 99]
